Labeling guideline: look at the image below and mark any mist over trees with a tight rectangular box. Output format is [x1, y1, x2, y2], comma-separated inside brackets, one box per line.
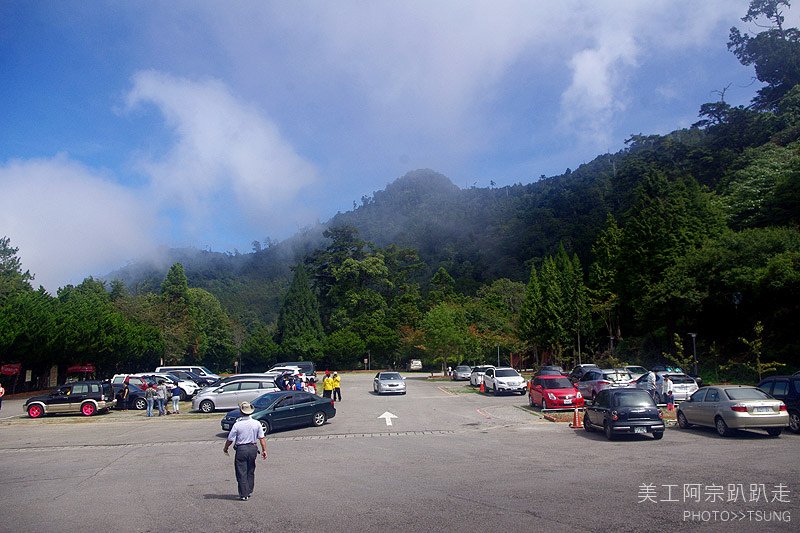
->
[1, 0, 799, 386]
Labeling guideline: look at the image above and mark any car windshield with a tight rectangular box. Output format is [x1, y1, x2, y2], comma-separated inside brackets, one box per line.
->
[724, 388, 771, 401]
[604, 371, 632, 382]
[542, 377, 573, 389]
[496, 369, 520, 378]
[380, 373, 402, 380]
[615, 391, 655, 407]
[626, 366, 647, 374]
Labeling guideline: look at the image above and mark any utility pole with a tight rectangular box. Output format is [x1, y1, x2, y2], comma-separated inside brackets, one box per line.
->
[688, 333, 698, 375]
[497, 345, 500, 366]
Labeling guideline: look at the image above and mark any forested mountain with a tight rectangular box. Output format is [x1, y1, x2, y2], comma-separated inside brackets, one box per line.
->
[2, 0, 799, 387]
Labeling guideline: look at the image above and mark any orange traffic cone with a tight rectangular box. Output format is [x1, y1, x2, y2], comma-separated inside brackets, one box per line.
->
[569, 407, 583, 429]
[479, 380, 485, 393]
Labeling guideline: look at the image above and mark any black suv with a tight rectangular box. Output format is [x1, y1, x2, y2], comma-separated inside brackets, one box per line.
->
[583, 388, 665, 440]
[757, 375, 800, 433]
[25, 380, 115, 418]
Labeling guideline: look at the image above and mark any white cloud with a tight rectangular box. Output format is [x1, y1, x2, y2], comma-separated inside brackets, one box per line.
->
[126, 70, 318, 236]
[0, 155, 157, 291]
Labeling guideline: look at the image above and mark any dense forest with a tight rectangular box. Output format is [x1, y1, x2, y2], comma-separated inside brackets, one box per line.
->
[2, 0, 799, 389]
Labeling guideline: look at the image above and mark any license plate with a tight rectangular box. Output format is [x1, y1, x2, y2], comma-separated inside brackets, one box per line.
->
[634, 427, 647, 434]
[564, 399, 572, 404]
[753, 406, 772, 413]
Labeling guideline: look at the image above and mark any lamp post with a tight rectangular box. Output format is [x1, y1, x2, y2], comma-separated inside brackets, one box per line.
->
[688, 333, 698, 375]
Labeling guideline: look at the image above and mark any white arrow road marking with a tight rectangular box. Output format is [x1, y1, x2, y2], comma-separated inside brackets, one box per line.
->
[378, 411, 398, 426]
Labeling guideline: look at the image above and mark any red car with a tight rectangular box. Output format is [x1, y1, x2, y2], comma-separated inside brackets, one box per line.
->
[528, 375, 584, 409]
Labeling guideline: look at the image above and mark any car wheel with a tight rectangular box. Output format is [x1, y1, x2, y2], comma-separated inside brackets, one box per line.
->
[313, 411, 326, 427]
[604, 421, 615, 440]
[259, 419, 271, 434]
[81, 402, 96, 416]
[134, 398, 147, 410]
[652, 431, 664, 440]
[584, 413, 593, 432]
[766, 427, 782, 437]
[178, 388, 187, 401]
[677, 411, 691, 429]
[27, 404, 44, 418]
[715, 416, 731, 437]
[541, 398, 547, 410]
[199, 400, 214, 413]
[788, 411, 800, 434]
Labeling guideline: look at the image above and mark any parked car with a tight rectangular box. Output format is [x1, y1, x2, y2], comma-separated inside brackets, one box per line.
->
[221, 390, 335, 434]
[408, 359, 423, 371]
[111, 374, 154, 391]
[25, 381, 115, 418]
[482, 367, 526, 395]
[624, 365, 649, 380]
[757, 375, 800, 433]
[165, 369, 217, 387]
[676, 386, 789, 437]
[583, 388, 665, 440]
[271, 361, 316, 379]
[108, 382, 148, 410]
[568, 364, 600, 384]
[451, 365, 472, 381]
[576, 368, 634, 403]
[373, 372, 407, 394]
[533, 365, 567, 377]
[528, 375, 584, 409]
[155, 365, 220, 382]
[469, 365, 495, 386]
[634, 372, 698, 402]
[192, 379, 280, 413]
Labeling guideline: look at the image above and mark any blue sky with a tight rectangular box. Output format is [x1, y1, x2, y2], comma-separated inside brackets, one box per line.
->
[1, 1, 795, 291]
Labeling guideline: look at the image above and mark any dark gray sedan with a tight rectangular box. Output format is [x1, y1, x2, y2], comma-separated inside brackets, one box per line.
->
[221, 390, 335, 434]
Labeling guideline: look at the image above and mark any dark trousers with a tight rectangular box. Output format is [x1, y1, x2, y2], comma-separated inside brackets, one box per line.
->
[333, 387, 341, 401]
[322, 389, 332, 398]
[234, 444, 258, 498]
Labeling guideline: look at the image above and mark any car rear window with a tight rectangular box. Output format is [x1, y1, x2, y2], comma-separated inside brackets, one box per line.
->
[614, 391, 655, 407]
[604, 372, 632, 382]
[724, 388, 771, 401]
[542, 377, 573, 389]
[496, 369, 520, 377]
[667, 375, 695, 384]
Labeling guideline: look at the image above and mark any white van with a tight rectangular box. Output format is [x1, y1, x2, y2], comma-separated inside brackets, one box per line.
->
[155, 365, 220, 382]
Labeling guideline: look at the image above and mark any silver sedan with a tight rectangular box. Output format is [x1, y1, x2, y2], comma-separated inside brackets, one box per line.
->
[677, 385, 789, 437]
[373, 372, 407, 395]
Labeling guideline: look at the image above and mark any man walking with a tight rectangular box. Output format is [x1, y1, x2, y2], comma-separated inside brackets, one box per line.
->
[223, 401, 268, 501]
[0, 381, 5, 411]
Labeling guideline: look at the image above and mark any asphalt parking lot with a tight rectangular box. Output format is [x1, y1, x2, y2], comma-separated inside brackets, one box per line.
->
[0, 373, 797, 532]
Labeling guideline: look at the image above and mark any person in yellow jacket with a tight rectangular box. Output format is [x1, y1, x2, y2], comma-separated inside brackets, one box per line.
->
[322, 371, 334, 399]
[332, 372, 342, 402]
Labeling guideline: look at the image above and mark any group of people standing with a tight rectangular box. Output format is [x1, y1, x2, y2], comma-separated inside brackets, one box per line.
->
[321, 371, 341, 401]
[144, 380, 181, 417]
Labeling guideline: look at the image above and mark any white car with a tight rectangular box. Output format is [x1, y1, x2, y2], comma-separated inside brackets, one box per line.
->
[134, 372, 200, 400]
[192, 378, 280, 413]
[482, 367, 527, 395]
[265, 365, 302, 377]
[469, 365, 495, 387]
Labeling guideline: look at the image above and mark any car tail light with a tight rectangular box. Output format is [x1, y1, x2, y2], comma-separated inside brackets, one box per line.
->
[730, 404, 748, 412]
[779, 404, 787, 411]
[598, 380, 610, 385]
[611, 410, 619, 421]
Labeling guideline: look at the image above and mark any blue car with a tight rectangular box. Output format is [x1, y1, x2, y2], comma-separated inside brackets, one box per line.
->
[221, 390, 335, 434]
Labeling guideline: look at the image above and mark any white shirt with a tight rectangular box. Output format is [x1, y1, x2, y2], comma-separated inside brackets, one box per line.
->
[662, 377, 674, 395]
[227, 416, 265, 445]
